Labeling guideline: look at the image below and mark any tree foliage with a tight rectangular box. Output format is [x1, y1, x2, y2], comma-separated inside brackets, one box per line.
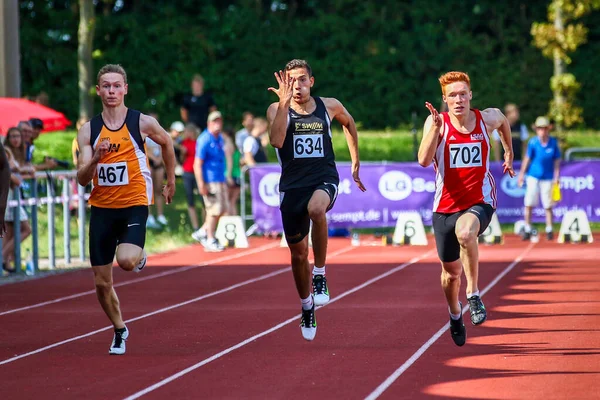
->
[18, 0, 600, 129]
[531, 0, 600, 128]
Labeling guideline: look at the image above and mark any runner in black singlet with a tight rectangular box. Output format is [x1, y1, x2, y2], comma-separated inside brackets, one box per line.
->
[266, 59, 366, 341]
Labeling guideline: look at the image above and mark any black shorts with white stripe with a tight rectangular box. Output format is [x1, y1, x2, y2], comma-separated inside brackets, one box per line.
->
[279, 182, 338, 245]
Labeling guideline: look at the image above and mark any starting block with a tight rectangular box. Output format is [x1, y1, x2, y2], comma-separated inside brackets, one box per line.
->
[392, 212, 428, 245]
[480, 213, 503, 244]
[514, 219, 526, 236]
[558, 210, 594, 244]
[215, 215, 249, 248]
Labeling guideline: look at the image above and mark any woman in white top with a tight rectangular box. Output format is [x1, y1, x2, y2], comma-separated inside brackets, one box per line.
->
[2, 127, 35, 273]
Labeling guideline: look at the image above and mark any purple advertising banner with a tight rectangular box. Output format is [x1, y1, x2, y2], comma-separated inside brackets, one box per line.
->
[249, 161, 600, 232]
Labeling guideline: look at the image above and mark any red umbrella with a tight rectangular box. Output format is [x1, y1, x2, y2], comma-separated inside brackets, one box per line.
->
[0, 97, 72, 135]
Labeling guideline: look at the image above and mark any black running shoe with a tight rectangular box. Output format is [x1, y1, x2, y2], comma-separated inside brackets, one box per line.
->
[468, 295, 487, 325]
[312, 275, 330, 306]
[546, 231, 554, 241]
[449, 305, 466, 347]
[300, 300, 317, 341]
[522, 231, 531, 241]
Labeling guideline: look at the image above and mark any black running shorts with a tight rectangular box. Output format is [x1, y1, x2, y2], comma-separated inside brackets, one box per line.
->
[432, 203, 495, 263]
[89, 205, 149, 266]
[280, 183, 338, 245]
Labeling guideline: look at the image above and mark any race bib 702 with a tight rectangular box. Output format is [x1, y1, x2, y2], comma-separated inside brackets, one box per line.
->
[294, 134, 324, 159]
[97, 162, 129, 186]
[449, 143, 482, 168]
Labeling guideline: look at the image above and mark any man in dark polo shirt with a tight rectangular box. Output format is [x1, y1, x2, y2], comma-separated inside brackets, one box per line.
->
[180, 74, 217, 132]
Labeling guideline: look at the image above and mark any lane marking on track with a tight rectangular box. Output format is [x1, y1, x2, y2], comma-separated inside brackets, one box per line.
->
[0, 246, 355, 366]
[364, 242, 536, 400]
[0, 242, 280, 317]
[122, 249, 437, 400]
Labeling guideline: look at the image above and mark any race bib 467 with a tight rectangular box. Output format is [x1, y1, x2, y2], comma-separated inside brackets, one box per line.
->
[97, 162, 129, 186]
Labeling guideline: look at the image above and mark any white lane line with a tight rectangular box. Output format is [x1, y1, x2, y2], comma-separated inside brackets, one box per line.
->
[364, 242, 536, 400]
[0, 242, 279, 317]
[0, 246, 355, 366]
[122, 249, 437, 400]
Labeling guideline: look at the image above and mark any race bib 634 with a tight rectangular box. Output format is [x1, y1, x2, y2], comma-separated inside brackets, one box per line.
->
[293, 134, 324, 159]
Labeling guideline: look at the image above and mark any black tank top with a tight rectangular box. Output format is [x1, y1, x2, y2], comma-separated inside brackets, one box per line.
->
[277, 97, 339, 191]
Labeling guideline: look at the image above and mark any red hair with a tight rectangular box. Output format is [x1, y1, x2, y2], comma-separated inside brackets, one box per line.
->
[439, 71, 471, 94]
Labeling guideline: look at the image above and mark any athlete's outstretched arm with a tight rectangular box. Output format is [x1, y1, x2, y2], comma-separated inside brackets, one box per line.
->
[267, 70, 294, 148]
[418, 102, 443, 167]
[482, 108, 515, 177]
[323, 97, 366, 192]
[140, 114, 176, 204]
[77, 122, 110, 186]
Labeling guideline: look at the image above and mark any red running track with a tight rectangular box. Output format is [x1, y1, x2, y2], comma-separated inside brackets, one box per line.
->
[0, 235, 599, 400]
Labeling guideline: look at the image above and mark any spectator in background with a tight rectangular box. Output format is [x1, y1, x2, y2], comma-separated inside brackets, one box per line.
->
[180, 74, 217, 132]
[0, 134, 10, 243]
[242, 117, 269, 167]
[35, 91, 49, 107]
[18, 120, 57, 170]
[2, 127, 34, 273]
[169, 121, 185, 176]
[193, 111, 227, 252]
[517, 116, 561, 241]
[493, 103, 529, 162]
[235, 111, 254, 153]
[179, 124, 205, 234]
[146, 136, 168, 228]
[222, 128, 241, 215]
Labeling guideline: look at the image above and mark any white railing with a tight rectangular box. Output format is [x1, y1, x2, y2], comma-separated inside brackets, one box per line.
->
[1, 170, 88, 275]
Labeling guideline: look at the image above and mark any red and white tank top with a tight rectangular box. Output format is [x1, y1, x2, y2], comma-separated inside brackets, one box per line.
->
[432, 109, 496, 213]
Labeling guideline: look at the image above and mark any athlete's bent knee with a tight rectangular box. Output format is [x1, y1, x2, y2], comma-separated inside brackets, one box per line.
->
[116, 257, 137, 272]
[441, 268, 460, 283]
[290, 246, 309, 266]
[456, 227, 477, 246]
[307, 204, 326, 222]
[94, 277, 113, 293]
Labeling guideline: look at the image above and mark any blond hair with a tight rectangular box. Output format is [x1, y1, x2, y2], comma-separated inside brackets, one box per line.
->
[97, 64, 127, 84]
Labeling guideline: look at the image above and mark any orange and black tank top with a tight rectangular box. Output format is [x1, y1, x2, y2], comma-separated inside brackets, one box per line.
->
[88, 109, 153, 208]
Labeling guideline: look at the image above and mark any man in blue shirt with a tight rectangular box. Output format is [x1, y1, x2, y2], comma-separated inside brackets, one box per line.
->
[517, 116, 561, 240]
[193, 111, 227, 252]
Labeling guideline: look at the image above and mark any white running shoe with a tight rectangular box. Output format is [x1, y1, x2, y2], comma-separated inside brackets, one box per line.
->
[300, 298, 317, 341]
[191, 228, 207, 243]
[203, 238, 225, 252]
[312, 275, 330, 306]
[146, 215, 161, 229]
[134, 251, 147, 273]
[157, 215, 168, 225]
[109, 327, 129, 355]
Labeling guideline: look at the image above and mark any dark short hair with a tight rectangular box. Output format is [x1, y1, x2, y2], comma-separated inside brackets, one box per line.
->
[285, 59, 312, 77]
[29, 118, 44, 130]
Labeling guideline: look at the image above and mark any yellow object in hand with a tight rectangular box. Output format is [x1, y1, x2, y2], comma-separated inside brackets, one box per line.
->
[552, 182, 561, 203]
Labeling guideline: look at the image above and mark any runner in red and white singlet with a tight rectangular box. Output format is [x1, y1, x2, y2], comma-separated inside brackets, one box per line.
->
[418, 71, 515, 347]
[433, 109, 497, 213]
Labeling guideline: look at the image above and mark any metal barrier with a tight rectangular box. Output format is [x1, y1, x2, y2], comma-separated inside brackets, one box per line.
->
[1, 170, 89, 275]
[565, 147, 600, 161]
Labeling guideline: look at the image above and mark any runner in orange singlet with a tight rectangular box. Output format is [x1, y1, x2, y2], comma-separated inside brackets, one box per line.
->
[77, 64, 176, 355]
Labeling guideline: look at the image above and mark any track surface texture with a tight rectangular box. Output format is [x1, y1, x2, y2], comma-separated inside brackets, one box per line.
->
[1, 235, 598, 400]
